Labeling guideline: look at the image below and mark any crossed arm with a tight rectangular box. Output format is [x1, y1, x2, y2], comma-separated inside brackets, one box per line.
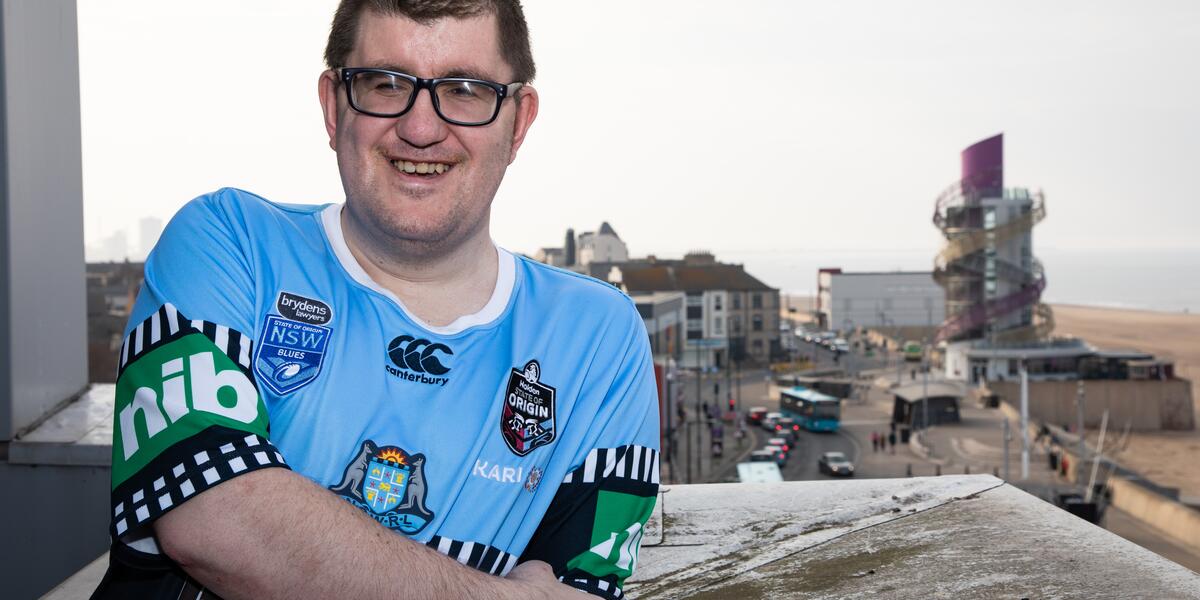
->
[155, 467, 578, 600]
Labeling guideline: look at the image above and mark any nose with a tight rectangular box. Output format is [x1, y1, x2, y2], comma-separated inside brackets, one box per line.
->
[393, 88, 448, 148]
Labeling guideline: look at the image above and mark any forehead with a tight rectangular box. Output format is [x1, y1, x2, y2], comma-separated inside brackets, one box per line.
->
[348, 10, 509, 80]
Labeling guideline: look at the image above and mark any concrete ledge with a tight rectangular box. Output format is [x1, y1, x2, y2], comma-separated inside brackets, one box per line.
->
[10, 384, 113, 467]
[40, 554, 108, 600]
[45, 476, 1200, 599]
[629, 476, 1200, 598]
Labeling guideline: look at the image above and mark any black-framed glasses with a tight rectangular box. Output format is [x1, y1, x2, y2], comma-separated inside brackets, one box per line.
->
[338, 67, 523, 127]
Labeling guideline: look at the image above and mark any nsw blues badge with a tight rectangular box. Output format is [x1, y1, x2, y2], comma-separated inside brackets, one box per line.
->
[501, 360, 557, 456]
[254, 292, 333, 395]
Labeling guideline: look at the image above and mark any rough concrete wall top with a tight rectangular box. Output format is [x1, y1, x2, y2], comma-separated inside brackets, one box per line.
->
[629, 476, 1200, 599]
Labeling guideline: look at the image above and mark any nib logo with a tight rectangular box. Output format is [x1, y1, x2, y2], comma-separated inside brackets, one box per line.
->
[385, 335, 453, 387]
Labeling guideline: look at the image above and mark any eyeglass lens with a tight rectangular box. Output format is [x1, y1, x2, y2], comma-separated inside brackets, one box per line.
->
[349, 71, 500, 124]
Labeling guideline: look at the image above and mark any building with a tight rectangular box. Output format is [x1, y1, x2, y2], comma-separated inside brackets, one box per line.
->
[136, 216, 163, 260]
[816, 271, 945, 333]
[633, 292, 686, 361]
[607, 252, 781, 368]
[891, 381, 964, 429]
[934, 134, 1060, 381]
[534, 223, 627, 270]
[85, 261, 144, 383]
[576, 221, 627, 266]
[814, 267, 841, 329]
[532, 246, 566, 267]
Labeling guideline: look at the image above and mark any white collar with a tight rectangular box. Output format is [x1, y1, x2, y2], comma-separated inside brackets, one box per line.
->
[320, 203, 515, 335]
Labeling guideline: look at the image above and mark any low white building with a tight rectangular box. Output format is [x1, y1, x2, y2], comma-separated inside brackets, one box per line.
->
[577, 222, 628, 266]
[818, 271, 945, 331]
[943, 338, 1096, 384]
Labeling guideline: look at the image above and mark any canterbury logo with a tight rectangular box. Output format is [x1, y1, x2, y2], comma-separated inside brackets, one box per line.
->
[387, 335, 453, 376]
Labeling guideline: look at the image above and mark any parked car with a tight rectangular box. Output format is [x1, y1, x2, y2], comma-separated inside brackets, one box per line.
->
[761, 444, 788, 468]
[818, 451, 855, 476]
[766, 437, 792, 454]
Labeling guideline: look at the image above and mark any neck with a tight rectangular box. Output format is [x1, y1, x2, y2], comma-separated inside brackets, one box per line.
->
[339, 206, 498, 327]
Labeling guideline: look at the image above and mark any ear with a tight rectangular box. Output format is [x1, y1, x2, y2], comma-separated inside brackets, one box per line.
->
[318, 70, 342, 152]
[506, 85, 539, 164]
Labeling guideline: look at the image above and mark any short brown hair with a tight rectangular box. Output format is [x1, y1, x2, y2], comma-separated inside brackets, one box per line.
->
[324, 0, 536, 82]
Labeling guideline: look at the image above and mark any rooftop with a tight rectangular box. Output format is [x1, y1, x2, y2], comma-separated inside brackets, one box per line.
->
[891, 381, 966, 401]
[619, 262, 776, 294]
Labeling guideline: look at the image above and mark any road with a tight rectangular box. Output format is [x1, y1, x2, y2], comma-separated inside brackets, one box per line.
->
[666, 336, 909, 485]
[777, 427, 859, 480]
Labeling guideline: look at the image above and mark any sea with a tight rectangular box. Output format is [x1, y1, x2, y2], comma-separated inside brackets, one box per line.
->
[723, 248, 1200, 314]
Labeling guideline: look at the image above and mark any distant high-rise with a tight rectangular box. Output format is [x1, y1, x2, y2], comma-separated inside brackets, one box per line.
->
[933, 134, 1052, 344]
[86, 229, 129, 263]
[137, 216, 163, 260]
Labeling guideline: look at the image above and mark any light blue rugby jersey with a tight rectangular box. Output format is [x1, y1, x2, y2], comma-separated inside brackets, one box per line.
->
[106, 188, 660, 599]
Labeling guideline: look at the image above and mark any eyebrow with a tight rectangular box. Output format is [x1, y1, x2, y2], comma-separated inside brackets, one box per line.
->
[359, 62, 501, 82]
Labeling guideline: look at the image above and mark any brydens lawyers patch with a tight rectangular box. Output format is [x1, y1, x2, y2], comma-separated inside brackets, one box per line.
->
[329, 439, 433, 535]
[254, 292, 333, 395]
[501, 360, 556, 456]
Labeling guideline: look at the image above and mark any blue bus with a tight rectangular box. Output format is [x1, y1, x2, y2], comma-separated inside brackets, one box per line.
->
[780, 386, 841, 432]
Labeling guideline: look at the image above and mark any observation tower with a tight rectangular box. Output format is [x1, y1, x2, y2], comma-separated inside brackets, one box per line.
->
[933, 134, 1053, 347]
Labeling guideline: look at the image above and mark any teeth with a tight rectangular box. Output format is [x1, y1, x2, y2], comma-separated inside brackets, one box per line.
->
[392, 160, 451, 175]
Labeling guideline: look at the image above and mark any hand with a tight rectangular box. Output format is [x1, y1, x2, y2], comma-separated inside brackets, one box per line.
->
[505, 560, 582, 599]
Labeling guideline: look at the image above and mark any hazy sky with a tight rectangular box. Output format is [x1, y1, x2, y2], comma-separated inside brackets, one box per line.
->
[78, 1, 1200, 294]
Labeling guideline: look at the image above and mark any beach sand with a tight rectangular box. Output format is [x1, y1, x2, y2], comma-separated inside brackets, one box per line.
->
[1051, 303, 1200, 498]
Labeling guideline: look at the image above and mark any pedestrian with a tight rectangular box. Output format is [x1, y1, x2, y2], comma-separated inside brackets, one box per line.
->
[871, 432, 879, 452]
[889, 431, 897, 454]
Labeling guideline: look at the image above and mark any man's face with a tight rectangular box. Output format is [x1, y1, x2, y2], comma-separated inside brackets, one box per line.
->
[319, 11, 538, 255]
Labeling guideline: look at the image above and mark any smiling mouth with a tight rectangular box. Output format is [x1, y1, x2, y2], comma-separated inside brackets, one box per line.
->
[390, 159, 453, 176]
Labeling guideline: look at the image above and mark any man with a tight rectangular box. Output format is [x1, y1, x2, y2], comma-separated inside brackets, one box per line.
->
[92, 2, 660, 599]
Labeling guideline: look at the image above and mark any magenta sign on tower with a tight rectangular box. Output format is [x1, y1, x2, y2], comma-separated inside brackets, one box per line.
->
[961, 133, 1003, 197]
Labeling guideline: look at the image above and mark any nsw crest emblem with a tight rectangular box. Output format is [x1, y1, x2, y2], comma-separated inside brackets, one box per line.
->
[329, 440, 434, 535]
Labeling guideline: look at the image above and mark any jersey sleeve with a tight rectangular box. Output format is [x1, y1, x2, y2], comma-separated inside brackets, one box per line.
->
[108, 190, 289, 550]
[519, 309, 661, 599]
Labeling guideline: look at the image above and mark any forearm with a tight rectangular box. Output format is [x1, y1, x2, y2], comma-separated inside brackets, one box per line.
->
[156, 468, 523, 600]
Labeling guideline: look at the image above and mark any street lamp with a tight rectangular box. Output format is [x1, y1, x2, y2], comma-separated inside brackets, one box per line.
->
[921, 340, 929, 433]
[841, 318, 855, 377]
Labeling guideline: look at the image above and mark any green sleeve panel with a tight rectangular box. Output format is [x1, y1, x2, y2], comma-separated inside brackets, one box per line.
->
[108, 304, 287, 542]
[521, 445, 659, 599]
[112, 330, 268, 488]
